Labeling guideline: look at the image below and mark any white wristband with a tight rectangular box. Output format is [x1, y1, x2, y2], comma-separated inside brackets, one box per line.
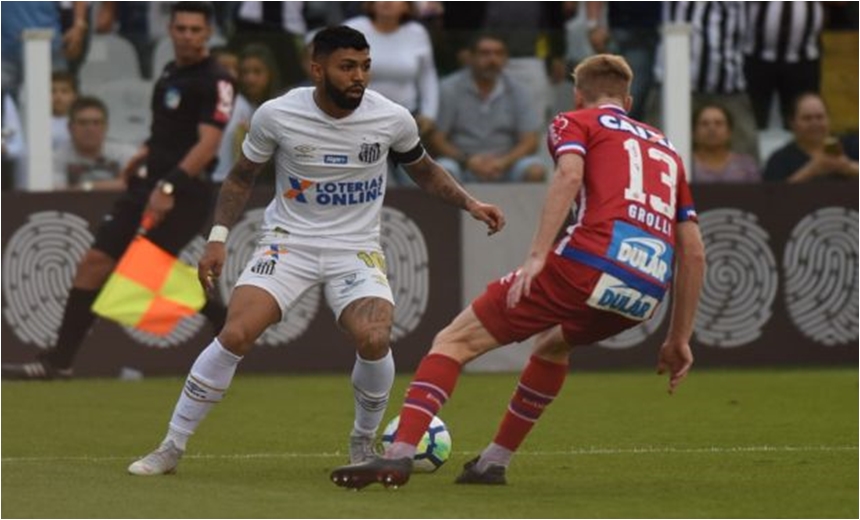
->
[208, 225, 229, 243]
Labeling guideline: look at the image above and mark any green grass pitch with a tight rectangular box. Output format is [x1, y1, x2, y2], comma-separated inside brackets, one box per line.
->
[2, 368, 857, 518]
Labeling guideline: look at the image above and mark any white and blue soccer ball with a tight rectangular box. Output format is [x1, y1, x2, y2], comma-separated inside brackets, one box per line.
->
[381, 415, 452, 472]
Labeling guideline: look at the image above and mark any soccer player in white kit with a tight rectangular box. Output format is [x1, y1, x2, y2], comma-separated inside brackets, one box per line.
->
[128, 26, 505, 476]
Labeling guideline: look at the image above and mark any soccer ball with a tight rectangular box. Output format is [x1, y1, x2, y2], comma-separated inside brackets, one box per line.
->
[381, 415, 452, 472]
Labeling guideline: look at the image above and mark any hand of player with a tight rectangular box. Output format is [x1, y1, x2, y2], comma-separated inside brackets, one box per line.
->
[656, 339, 694, 394]
[144, 186, 175, 229]
[198, 242, 226, 293]
[506, 254, 545, 308]
[466, 199, 506, 235]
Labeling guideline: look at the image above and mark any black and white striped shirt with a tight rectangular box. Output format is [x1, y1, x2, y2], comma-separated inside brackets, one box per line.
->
[743, 2, 823, 63]
[662, 1, 747, 94]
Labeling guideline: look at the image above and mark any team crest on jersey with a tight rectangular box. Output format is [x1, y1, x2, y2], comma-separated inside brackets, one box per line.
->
[607, 221, 674, 284]
[164, 87, 181, 110]
[358, 142, 381, 163]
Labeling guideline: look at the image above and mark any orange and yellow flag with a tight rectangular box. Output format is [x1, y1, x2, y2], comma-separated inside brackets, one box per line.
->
[92, 236, 205, 336]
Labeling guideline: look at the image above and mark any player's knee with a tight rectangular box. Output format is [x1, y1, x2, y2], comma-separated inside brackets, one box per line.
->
[217, 325, 257, 356]
[355, 325, 391, 360]
[73, 250, 116, 289]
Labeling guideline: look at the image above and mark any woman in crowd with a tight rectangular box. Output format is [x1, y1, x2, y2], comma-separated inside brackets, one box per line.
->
[212, 44, 281, 183]
[344, 2, 438, 139]
[691, 104, 760, 183]
[763, 92, 858, 183]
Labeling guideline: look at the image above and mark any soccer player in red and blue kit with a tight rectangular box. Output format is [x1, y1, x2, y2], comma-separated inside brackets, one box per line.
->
[331, 54, 706, 489]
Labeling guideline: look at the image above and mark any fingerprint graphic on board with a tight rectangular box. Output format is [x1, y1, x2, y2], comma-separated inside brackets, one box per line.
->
[784, 207, 858, 346]
[381, 207, 429, 341]
[598, 296, 669, 349]
[220, 209, 321, 347]
[695, 209, 777, 348]
[2, 212, 93, 348]
[122, 237, 208, 348]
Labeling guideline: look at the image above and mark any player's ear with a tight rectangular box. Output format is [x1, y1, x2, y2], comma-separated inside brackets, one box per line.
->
[309, 59, 324, 83]
[624, 95, 633, 113]
[573, 89, 585, 110]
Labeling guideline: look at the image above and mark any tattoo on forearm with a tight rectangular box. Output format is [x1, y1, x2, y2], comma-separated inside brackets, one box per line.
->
[215, 158, 260, 227]
[406, 159, 473, 210]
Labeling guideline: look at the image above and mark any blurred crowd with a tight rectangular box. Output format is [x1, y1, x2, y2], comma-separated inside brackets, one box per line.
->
[2, 1, 858, 191]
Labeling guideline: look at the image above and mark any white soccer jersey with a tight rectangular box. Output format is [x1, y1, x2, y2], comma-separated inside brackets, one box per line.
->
[242, 87, 421, 249]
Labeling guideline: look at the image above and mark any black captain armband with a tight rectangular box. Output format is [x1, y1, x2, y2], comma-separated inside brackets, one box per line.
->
[390, 143, 426, 165]
[162, 167, 195, 193]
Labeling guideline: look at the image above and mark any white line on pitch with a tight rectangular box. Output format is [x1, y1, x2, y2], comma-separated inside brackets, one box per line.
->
[1, 445, 856, 463]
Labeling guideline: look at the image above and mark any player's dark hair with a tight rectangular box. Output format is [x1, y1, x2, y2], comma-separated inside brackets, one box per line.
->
[573, 54, 633, 103]
[69, 95, 109, 122]
[170, 1, 214, 23]
[311, 26, 370, 60]
[693, 103, 734, 131]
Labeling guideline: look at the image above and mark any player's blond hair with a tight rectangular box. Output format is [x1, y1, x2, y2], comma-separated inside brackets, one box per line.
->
[572, 54, 633, 103]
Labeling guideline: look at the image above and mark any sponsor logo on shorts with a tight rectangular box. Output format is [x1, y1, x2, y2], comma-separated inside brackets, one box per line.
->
[607, 221, 673, 283]
[587, 273, 659, 321]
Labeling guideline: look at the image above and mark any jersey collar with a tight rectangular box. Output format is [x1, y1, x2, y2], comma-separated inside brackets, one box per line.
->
[599, 104, 627, 115]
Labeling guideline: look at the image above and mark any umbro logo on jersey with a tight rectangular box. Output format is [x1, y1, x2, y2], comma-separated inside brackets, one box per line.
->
[358, 143, 381, 163]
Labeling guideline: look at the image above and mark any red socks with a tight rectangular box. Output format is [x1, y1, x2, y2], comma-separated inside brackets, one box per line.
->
[492, 355, 567, 451]
[394, 353, 462, 446]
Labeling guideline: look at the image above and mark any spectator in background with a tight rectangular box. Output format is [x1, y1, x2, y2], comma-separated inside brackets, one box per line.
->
[586, 2, 661, 122]
[431, 34, 546, 183]
[652, 2, 759, 161]
[763, 92, 859, 182]
[53, 96, 136, 191]
[213, 44, 282, 183]
[743, 2, 824, 129]
[2, 2, 68, 94]
[2, 90, 26, 190]
[345, 2, 440, 187]
[344, 2, 439, 139]
[692, 104, 760, 183]
[231, 1, 308, 87]
[211, 46, 239, 79]
[51, 71, 78, 150]
[437, 2, 570, 124]
[95, 2, 150, 76]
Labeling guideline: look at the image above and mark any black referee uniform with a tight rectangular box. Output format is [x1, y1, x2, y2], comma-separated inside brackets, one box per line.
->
[94, 55, 235, 260]
[46, 55, 235, 371]
[743, 1, 823, 128]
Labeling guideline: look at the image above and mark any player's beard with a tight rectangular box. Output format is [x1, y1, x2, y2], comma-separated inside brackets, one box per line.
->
[325, 78, 363, 110]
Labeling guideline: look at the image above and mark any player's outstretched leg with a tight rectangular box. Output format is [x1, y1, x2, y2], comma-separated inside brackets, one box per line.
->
[330, 456, 413, 490]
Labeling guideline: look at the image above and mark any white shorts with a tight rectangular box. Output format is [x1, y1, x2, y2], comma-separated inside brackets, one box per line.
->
[235, 238, 394, 322]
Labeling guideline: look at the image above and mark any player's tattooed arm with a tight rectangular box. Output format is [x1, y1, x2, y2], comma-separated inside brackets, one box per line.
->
[404, 155, 506, 235]
[215, 155, 265, 227]
[403, 154, 478, 210]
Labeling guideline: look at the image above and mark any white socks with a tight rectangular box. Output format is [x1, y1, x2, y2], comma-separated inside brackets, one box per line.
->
[350, 350, 395, 438]
[165, 339, 242, 450]
[477, 442, 514, 472]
